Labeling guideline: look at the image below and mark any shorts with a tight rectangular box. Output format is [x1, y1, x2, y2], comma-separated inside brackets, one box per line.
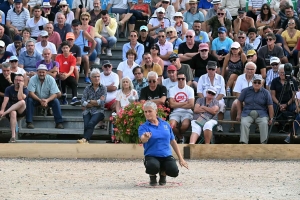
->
[105, 99, 116, 110]
[218, 99, 226, 113]
[169, 111, 193, 123]
[191, 119, 218, 136]
[111, 8, 127, 15]
[5, 109, 26, 120]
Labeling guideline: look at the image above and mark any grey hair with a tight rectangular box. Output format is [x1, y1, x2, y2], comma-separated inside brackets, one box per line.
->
[25, 39, 35, 46]
[44, 22, 53, 29]
[42, 47, 52, 54]
[120, 76, 133, 91]
[2, 62, 10, 68]
[279, 64, 285, 71]
[245, 61, 257, 70]
[147, 71, 158, 79]
[143, 101, 157, 110]
[186, 30, 195, 37]
[57, 12, 66, 18]
[90, 68, 101, 78]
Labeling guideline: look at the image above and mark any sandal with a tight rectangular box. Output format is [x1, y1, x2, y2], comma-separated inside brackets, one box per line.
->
[9, 137, 16, 143]
[229, 127, 235, 133]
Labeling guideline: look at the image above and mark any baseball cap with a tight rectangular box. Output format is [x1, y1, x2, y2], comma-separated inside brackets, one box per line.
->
[37, 64, 48, 71]
[199, 43, 209, 50]
[218, 27, 227, 33]
[102, 60, 111, 66]
[253, 74, 263, 81]
[9, 56, 18, 61]
[207, 86, 217, 94]
[169, 53, 178, 60]
[40, 30, 48, 37]
[231, 42, 240, 49]
[0, 40, 5, 47]
[66, 32, 75, 40]
[211, 0, 221, 4]
[140, 25, 148, 31]
[270, 57, 280, 64]
[156, 7, 165, 13]
[13, 35, 22, 42]
[72, 19, 81, 26]
[207, 61, 217, 69]
[247, 49, 256, 56]
[167, 65, 177, 71]
[238, 7, 246, 14]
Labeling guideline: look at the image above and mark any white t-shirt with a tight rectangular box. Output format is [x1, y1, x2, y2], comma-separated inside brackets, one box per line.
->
[100, 72, 119, 103]
[109, 0, 132, 9]
[233, 74, 256, 94]
[295, 91, 300, 100]
[6, 43, 26, 56]
[148, 17, 171, 34]
[162, 78, 177, 98]
[12, 67, 26, 76]
[117, 60, 138, 81]
[35, 42, 57, 56]
[169, 85, 194, 113]
[25, 17, 49, 37]
[173, 22, 188, 37]
[116, 89, 138, 109]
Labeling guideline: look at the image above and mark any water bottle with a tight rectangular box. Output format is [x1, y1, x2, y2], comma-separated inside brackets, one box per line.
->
[226, 86, 231, 97]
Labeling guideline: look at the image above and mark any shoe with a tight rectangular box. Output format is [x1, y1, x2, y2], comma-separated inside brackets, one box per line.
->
[284, 135, 290, 144]
[70, 97, 81, 106]
[119, 32, 125, 38]
[26, 123, 34, 129]
[61, 95, 68, 105]
[84, 77, 91, 84]
[159, 175, 166, 186]
[77, 138, 89, 144]
[217, 125, 223, 132]
[9, 137, 16, 143]
[149, 175, 157, 186]
[239, 141, 246, 144]
[47, 108, 53, 116]
[94, 57, 100, 65]
[107, 48, 112, 56]
[229, 127, 235, 133]
[55, 123, 64, 129]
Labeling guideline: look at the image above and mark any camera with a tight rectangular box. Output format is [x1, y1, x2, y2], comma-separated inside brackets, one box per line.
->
[79, 4, 83, 9]
[284, 63, 293, 78]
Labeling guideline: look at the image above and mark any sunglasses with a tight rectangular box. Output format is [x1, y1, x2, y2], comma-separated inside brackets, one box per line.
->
[266, 38, 273, 41]
[271, 63, 279, 66]
[263, 7, 269, 10]
[253, 81, 261, 84]
[158, 35, 165, 38]
[218, 32, 224, 34]
[247, 55, 254, 58]
[43, 8, 50, 10]
[231, 48, 238, 50]
[134, 72, 142, 75]
[81, 18, 89, 21]
[169, 58, 176, 62]
[186, 35, 193, 38]
[158, 12, 164, 14]
[200, 49, 208, 52]
[217, 13, 224, 16]
[148, 80, 156, 83]
[207, 91, 216, 95]
[162, 1, 169, 3]
[238, 37, 245, 39]
[177, 78, 185, 81]
[103, 64, 111, 68]
[288, 22, 295, 24]
[151, 47, 158, 50]
[246, 68, 255, 71]
[208, 68, 215, 71]
[140, 30, 147, 32]
[10, 60, 18, 63]
[167, 31, 172, 34]
[130, 35, 137, 37]
[60, 5, 67, 8]
[42, 36, 48, 38]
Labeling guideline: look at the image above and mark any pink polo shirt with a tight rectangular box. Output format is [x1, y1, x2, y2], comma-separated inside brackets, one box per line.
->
[157, 41, 173, 66]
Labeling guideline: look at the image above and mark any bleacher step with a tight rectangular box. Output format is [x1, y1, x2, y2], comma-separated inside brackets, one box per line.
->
[14, 139, 107, 143]
[18, 128, 109, 135]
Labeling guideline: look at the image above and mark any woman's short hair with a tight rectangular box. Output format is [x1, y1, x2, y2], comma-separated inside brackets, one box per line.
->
[126, 49, 137, 60]
[81, 12, 91, 19]
[147, 71, 158, 80]
[22, 27, 31, 35]
[165, 27, 177, 36]
[143, 101, 157, 111]
[90, 68, 100, 78]
[120, 77, 133, 91]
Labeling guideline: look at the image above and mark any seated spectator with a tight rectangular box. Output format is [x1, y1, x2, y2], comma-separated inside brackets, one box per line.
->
[122, 31, 144, 65]
[166, 26, 183, 54]
[205, 7, 233, 40]
[0, 74, 28, 143]
[222, 42, 247, 90]
[36, 48, 59, 79]
[245, 50, 266, 79]
[246, 27, 262, 51]
[211, 27, 233, 67]
[0, 13, 11, 38]
[274, 2, 290, 28]
[157, 30, 173, 78]
[89, 0, 102, 27]
[277, 5, 300, 35]
[50, 0, 61, 15]
[56, 41, 80, 106]
[106, 0, 134, 38]
[178, 30, 200, 67]
[0, 25, 12, 46]
[261, 26, 284, 48]
[8, 56, 27, 78]
[190, 20, 209, 44]
[205, 0, 232, 21]
[222, 0, 245, 21]
[72, 0, 94, 20]
[37, 23, 62, 49]
[100, 60, 119, 111]
[233, 8, 255, 38]
[94, 10, 117, 57]
[6, 0, 30, 37]
[168, 53, 193, 86]
[237, 74, 274, 144]
[236, 31, 254, 54]
[256, 4, 275, 30]
[162, 65, 178, 98]
[26, 5, 49, 40]
[140, 52, 163, 84]
[229, 62, 257, 132]
[198, 61, 226, 132]
[0, 40, 13, 69]
[72, 20, 97, 84]
[132, 66, 148, 97]
[127, 0, 151, 34]
[190, 43, 219, 88]
[0, 0, 14, 22]
[139, 71, 167, 106]
[21, 28, 36, 46]
[6, 35, 25, 57]
[0, 63, 16, 106]
[189, 86, 219, 144]
[183, 0, 204, 30]
[41, 2, 56, 23]
[169, 72, 194, 144]
[270, 0, 293, 15]
[115, 77, 139, 113]
[18, 39, 43, 78]
[246, 0, 267, 22]
[54, 12, 72, 42]
[117, 49, 138, 82]
[147, 7, 171, 38]
[78, 68, 106, 144]
[172, 12, 187, 39]
[266, 57, 280, 90]
[35, 31, 57, 59]
[54, 1, 74, 24]
[145, 44, 165, 70]
[172, 0, 190, 13]
[26, 64, 64, 129]
[138, 26, 155, 53]
[258, 33, 288, 69]
[197, 0, 213, 16]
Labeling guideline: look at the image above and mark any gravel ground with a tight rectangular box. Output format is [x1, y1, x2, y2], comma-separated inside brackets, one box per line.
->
[0, 158, 299, 200]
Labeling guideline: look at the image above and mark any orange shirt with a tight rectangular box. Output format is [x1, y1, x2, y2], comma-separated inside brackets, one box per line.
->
[55, 54, 76, 77]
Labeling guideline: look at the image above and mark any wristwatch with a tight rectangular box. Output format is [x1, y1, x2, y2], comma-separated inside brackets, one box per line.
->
[87, 100, 91, 103]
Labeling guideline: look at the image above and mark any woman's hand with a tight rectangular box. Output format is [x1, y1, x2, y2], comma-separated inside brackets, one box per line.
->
[179, 159, 188, 169]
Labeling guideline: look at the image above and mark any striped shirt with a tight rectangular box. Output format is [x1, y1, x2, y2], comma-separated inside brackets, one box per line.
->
[6, 8, 30, 31]
[248, 0, 267, 15]
[266, 70, 279, 87]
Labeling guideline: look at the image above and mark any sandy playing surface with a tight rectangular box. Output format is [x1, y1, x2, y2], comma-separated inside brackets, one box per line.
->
[0, 158, 299, 200]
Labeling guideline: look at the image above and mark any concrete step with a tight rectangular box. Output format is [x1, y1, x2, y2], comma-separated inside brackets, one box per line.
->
[14, 139, 108, 143]
[18, 127, 109, 135]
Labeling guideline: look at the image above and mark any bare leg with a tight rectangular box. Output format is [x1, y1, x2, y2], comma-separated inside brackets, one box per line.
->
[2, 100, 26, 118]
[226, 74, 238, 89]
[128, 24, 135, 32]
[170, 120, 181, 138]
[180, 119, 190, 134]
[82, 55, 89, 78]
[230, 100, 237, 128]
[203, 130, 212, 144]
[189, 132, 199, 144]
[74, 66, 79, 83]
[75, 8, 80, 20]
[9, 111, 17, 138]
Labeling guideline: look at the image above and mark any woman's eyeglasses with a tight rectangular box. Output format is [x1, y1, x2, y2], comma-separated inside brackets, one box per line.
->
[200, 49, 208, 52]
[81, 18, 89, 21]
[263, 7, 269, 10]
[151, 47, 158, 50]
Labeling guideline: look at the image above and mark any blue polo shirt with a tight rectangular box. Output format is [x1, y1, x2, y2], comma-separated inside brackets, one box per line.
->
[183, 11, 205, 29]
[138, 118, 175, 157]
[54, 23, 72, 42]
[18, 50, 43, 72]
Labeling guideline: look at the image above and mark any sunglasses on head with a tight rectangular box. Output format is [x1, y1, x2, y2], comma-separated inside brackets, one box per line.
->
[253, 81, 261, 84]
[186, 35, 193, 38]
[177, 77, 185, 81]
[148, 80, 156, 83]
[103, 64, 111, 68]
[207, 91, 216, 95]
[169, 58, 176, 62]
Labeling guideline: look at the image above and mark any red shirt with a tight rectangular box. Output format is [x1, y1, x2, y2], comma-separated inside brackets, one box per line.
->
[55, 54, 76, 77]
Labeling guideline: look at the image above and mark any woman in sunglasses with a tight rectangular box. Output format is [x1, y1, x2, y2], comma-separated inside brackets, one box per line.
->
[54, 0, 74, 25]
[256, 4, 275, 30]
[165, 26, 183, 54]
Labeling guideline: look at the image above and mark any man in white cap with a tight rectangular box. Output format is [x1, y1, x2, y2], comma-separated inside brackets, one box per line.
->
[266, 57, 280, 90]
[25, 5, 49, 39]
[138, 25, 155, 53]
[26, 64, 63, 129]
[183, 0, 204, 30]
[37, 23, 62, 49]
[35, 30, 57, 59]
[147, 7, 171, 38]
[205, 0, 232, 21]
[237, 74, 274, 144]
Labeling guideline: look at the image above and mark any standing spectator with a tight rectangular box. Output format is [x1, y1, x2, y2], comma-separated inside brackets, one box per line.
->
[140, 52, 163, 84]
[94, 10, 118, 57]
[72, 0, 94, 20]
[117, 49, 139, 81]
[247, 0, 268, 22]
[147, 7, 171, 38]
[0, 40, 13, 69]
[54, 12, 72, 42]
[169, 72, 194, 144]
[183, 0, 204, 29]
[132, 66, 148, 97]
[6, 0, 30, 36]
[245, 49, 266, 79]
[26, 5, 49, 40]
[0, 74, 28, 143]
[35, 30, 57, 59]
[26, 64, 64, 129]
[37, 23, 62, 49]
[190, 20, 209, 44]
[205, 0, 232, 21]
[0, 25, 12, 46]
[78, 68, 106, 144]
[138, 26, 155, 53]
[54, 1, 75, 25]
[0, 63, 16, 106]
[237, 74, 274, 144]
[41, 1, 56, 23]
[221, 0, 246, 21]
[157, 30, 173, 78]
[36, 48, 59, 79]
[168, 53, 193, 86]
[178, 30, 200, 67]
[266, 57, 280, 90]
[236, 31, 254, 54]
[127, 0, 151, 33]
[6, 35, 26, 57]
[89, 0, 102, 27]
[233, 8, 255, 38]
[122, 30, 144, 64]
